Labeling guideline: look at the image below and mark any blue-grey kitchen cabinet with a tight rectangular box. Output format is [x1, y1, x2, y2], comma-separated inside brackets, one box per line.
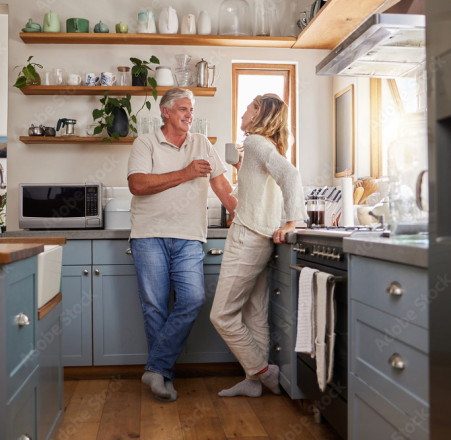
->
[61, 240, 93, 366]
[0, 256, 39, 440]
[37, 300, 64, 440]
[268, 243, 305, 399]
[348, 255, 429, 440]
[62, 238, 235, 366]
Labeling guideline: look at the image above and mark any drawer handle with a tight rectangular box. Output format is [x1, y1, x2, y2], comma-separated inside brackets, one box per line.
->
[126, 248, 132, 255]
[208, 248, 223, 255]
[388, 353, 405, 370]
[83, 269, 89, 276]
[386, 282, 404, 296]
[273, 288, 281, 296]
[17, 435, 32, 440]
[15, 313, 30, 327]
[95, 269, 100, 275]
[274, 344, 281, 352]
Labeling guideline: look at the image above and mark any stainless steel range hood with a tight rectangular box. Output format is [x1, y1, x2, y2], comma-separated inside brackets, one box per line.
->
[316, 13, 425, 78]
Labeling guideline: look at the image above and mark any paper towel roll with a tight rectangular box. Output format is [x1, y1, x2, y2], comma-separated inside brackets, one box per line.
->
[340, 177, 354, 227]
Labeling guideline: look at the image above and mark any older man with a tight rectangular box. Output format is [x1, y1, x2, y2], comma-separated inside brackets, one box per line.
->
[127, 88, 236, 402]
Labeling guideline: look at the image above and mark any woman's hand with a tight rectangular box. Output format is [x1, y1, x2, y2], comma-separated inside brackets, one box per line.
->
[234, 144, 244, 172]
[273, 221, 297, 244]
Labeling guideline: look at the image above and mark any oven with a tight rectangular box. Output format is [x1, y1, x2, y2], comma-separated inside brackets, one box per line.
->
[291, 229, 351, 439]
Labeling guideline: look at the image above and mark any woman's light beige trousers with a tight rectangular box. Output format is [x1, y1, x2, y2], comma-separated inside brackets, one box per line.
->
[210, 223, 274, 378]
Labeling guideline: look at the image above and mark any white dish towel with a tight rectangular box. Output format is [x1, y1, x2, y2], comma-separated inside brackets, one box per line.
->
[295, 267, 318, 356]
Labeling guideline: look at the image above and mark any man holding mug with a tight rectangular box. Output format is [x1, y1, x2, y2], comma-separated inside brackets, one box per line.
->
[127, 88, 236, 402]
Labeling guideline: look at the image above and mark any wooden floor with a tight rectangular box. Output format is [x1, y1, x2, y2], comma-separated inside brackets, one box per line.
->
[55, 376, 342, 440]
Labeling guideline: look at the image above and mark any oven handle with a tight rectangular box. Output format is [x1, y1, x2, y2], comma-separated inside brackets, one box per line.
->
[289, 264, 347, 284]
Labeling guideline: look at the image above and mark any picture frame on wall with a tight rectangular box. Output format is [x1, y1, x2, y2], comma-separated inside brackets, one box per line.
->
[334, 85, 354, 177]
[0, 136, 6, 158]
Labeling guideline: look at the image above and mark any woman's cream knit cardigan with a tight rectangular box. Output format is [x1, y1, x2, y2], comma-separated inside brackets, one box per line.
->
[234, 134, 307, 237]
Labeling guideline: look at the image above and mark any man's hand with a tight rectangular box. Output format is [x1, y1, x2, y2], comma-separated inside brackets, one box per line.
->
[186, 158, 212, 179]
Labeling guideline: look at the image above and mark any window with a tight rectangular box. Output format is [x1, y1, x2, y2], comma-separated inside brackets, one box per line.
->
[232, 63, 296, 166]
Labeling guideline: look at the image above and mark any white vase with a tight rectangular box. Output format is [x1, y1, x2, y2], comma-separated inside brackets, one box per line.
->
[158, 6, 178, 34]
[197, 10, 211, 35]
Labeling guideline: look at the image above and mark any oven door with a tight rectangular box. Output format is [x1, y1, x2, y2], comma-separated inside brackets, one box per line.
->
[291, 260, 348, 439]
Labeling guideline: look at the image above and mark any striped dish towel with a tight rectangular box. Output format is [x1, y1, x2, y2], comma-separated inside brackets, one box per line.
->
[295, 267, 318, 355]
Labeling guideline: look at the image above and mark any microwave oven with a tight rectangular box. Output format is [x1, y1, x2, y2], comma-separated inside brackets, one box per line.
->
[19, 183, 103, 229]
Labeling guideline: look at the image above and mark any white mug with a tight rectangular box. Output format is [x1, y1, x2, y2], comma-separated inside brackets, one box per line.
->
[67, 73, 81, 86]
[155, 66, 174, 86]
[85, 72, 99, 86]
[101, 72, 116, 86]
[225, 143, 240, 165]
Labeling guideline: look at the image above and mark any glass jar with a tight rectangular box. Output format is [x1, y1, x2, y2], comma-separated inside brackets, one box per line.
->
[388, 112, 428, 235]
[218, 0, 251, 36]
[307, 195, 325, 227]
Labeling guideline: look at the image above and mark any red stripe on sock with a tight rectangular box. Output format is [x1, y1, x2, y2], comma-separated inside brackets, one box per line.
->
[257, 365, 269, 375]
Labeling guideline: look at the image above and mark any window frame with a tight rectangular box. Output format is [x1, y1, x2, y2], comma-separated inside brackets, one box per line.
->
[232, 63, 297, 166]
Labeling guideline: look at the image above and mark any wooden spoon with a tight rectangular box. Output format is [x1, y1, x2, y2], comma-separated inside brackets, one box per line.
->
[360, 178, 378, 204]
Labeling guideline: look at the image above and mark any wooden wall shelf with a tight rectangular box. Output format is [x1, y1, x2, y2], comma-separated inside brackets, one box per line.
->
[19, 32, 296, 48]
[19, 136, 217, 145]
[293, 0, 401, 49]
[20, 85, 216, 97]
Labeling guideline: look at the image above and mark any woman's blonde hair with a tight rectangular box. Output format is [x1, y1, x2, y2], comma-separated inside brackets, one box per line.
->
[246, 94, 289, 157]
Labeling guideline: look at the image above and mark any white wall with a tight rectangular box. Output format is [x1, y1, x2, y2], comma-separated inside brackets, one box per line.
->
[6, 0, 333, 230]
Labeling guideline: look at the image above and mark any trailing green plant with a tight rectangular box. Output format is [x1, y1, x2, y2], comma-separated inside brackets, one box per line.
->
[92, 90, 158, 141]
[130, 55, 160, 88]
[13, 56, 43, 88]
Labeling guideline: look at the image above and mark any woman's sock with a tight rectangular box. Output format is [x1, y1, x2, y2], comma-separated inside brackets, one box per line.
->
[258, 364, 281, 395]
[218, 379, 262, 397]
[141, 371, 170, 399]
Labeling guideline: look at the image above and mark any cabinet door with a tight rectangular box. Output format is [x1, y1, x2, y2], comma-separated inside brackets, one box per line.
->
[92, 265, 147, 365]
[38, 302, 63, 440]
[178, 265, 236, 363]
[61, 265, 92, 366]
[6, 366, 38, 440]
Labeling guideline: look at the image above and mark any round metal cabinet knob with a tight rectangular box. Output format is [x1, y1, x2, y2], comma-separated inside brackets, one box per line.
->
[95, 269, 100, 275]
[83, 269, 89, 276]
[15, 313, 30, 327]
[386, 281, 404, 296]
[273, 288, 281, 296]
[126, 248, 132, 255]
[274, 344, 282, 352]
[388, 353, 405, 370]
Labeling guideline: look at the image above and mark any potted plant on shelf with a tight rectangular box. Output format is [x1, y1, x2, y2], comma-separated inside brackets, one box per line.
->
[92, 89, 158, 141]
[0, 192, 6, 233]
[13, 56, 43, 88]
[130, 55, 160, 86]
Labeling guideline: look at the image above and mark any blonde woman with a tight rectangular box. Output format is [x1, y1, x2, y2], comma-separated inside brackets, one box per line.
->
[210, 94, 307, 397]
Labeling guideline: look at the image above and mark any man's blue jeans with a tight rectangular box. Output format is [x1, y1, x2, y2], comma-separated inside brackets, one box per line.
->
[131, 238, 205, 381]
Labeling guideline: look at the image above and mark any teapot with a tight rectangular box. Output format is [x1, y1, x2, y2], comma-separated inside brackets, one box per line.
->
[28, 124, 45, 136]
[43, 10, 61, 33]
[22, 18, 41, 33]
[137, 11, 156, 33]
[158, 6, 178, 34]
[195, 59, 215, 87]
[94, 21, 109, 33]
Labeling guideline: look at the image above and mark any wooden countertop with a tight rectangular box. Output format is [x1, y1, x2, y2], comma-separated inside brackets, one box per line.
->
[0, 237, 66, 264]
[0, 236, 67, 245]
[0, 243, 45, 264]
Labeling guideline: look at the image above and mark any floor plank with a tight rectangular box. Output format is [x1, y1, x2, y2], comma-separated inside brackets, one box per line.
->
[140, 383, 183, 440]
[204, 377, 269, 439]
[176, 377, 227, 440]
[97, 379, 142, 439]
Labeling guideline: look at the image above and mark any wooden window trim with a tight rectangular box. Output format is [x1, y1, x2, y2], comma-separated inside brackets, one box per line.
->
[232, 63, 297, 166]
